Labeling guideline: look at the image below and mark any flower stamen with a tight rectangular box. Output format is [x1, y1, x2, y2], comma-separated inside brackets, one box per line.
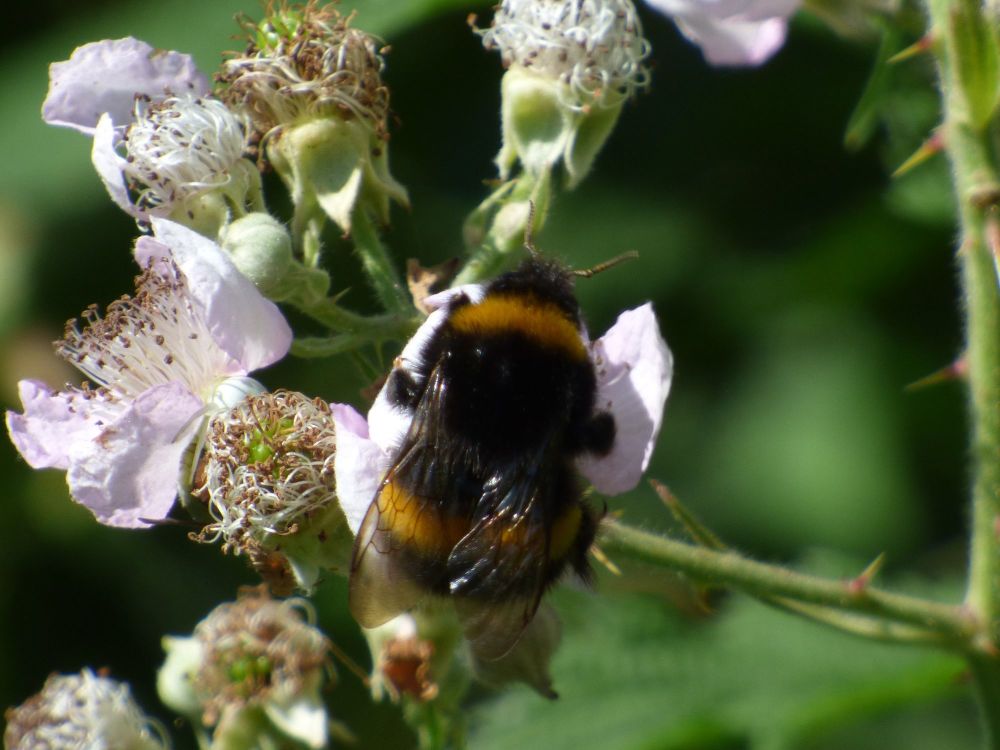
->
[123, 93, 247, 212]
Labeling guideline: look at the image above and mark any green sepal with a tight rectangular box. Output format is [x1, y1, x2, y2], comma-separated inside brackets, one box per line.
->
[497, 68, 569, 180]
[564, 99, 622, 188]
[268, 117, 409, 238]
[265, 502, 354, 593]
[947, 0, 1000, 130]
[497, 67, 622, 189]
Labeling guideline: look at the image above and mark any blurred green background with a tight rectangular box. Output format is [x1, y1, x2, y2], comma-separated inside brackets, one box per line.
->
[0, 1, 980, 748]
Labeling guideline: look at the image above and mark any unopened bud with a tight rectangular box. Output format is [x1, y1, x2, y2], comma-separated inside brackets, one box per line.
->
[221, 213, 294, 297]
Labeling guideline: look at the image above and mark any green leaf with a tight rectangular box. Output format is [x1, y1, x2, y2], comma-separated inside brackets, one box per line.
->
[844, 27, 902, 152]
[948, 0, 1000, 130]
[468, 570, 967, 750]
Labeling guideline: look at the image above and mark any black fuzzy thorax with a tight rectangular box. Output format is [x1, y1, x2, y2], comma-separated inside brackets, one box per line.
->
[382, 257, 615, 595]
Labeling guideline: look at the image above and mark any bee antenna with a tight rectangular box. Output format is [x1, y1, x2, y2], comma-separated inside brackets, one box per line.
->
[572, 250, 639, 278]
[523, 201, 539, 257]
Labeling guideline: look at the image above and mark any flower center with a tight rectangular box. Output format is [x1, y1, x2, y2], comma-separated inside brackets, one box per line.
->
[123, 94, 247, 211]
[57, 261, 237, 403]
[193, 391, 339, 552]
[480, 0, 651, 107]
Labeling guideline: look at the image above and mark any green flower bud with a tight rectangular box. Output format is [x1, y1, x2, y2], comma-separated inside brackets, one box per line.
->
[220, 213, 294, 298]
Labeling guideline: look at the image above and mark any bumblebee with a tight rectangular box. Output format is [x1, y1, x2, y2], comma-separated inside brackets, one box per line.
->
[349, 255, 616, 660]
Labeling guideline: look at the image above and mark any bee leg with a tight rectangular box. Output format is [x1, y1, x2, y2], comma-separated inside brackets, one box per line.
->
[581, 411, 615, 456]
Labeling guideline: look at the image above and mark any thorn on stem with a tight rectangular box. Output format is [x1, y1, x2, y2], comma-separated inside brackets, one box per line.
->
[649, 479, 726, 551]
[892, 130, 944, 178]
[905, 355, 968, 391]
[590, 543, 622, 576]
[888, 34, 936, 64]
[847, 552, 886, 596]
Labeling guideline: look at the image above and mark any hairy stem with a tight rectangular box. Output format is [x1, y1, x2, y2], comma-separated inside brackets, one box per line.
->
[922, 0, 1000, 741]
[351, 209, 411, 314]
[600, 521, 978, 648]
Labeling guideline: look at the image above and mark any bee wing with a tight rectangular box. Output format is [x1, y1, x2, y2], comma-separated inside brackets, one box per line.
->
[348, 473, 427, 628]
[349, 368, 452, 629]
[448, 469, 553, 661]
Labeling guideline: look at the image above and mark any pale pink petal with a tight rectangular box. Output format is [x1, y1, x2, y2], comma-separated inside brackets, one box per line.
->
[578, 304, 672, 495]
[6, 380, 106, 470]
[132, 234, 170, 268]
[144, 219, 293, 372]
[332, 404, 386, 534]
[735, 0, 800, 21]
[66, 382, 203, 528]
[330, 401, 370, 437]
[674, 13, 789, 66]
[648, 0, 762, 19]
[645, 0, 798, 66]
[42, 37, 209, 135]
[91, 114, 143, 217]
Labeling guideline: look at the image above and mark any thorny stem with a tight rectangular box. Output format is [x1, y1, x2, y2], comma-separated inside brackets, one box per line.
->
[599, 521, 979, 649]
[923, 0, 1000, 742]
[649, 483, 965, 648]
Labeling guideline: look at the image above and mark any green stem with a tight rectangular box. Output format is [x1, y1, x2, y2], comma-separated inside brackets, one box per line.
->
[923, 0, 1000, 741]
[292, 317, 421, 357]
[351, 208, 411, 314]
[454, 169, 553, 285]
[650, 483, 958, 646]
[766, 597, 959, 647]
[971, 655, 1000, 748]
[600, 521, 978, 647]
[964, 202, 1000, 638]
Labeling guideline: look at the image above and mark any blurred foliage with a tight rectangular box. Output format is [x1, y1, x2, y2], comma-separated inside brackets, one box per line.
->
[0, 0, 974, 748]
[469, 557, 969, 750]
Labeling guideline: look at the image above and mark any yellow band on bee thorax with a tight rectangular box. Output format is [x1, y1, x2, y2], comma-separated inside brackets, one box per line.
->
[448, 294, 587, 360]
